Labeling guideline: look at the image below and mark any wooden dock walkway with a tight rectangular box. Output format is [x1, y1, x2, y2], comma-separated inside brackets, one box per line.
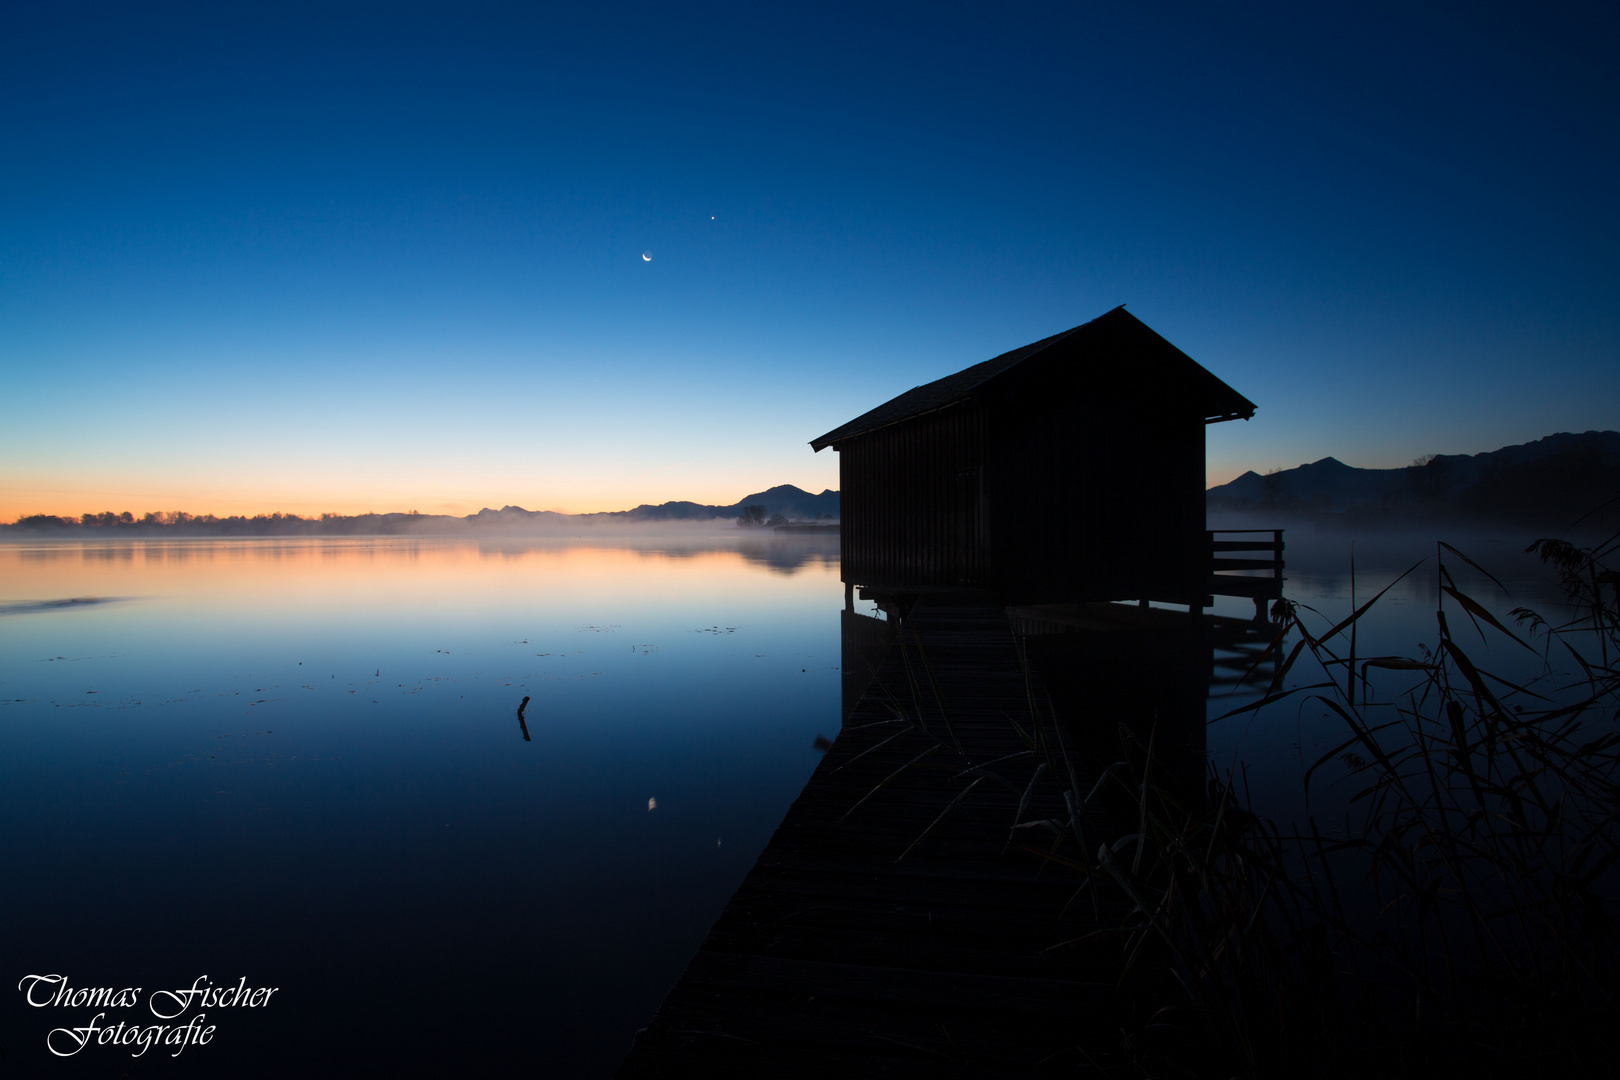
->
[617, 597, 1142, 1078]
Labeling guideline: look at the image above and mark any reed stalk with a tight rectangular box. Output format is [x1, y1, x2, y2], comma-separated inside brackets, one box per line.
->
[1070, 531, 1620, 1078]
[849, 528, 1620, 1077]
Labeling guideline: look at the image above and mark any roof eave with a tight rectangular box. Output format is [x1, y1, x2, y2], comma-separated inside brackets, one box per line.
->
[1204, 406, 1257, 425]
[811, 397, 973, 451]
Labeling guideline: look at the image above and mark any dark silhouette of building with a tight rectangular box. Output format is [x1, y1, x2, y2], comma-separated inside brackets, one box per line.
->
[811, 307, 1255, 608]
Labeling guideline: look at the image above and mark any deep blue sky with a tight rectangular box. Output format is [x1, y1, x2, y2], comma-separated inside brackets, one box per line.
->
[3, 0, 1616, 516]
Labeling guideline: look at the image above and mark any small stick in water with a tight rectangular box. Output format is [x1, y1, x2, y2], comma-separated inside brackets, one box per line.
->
[516, 696, 532, 741]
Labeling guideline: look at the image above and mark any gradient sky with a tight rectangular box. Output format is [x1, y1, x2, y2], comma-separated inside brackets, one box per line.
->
[3, 0, 1616, 519]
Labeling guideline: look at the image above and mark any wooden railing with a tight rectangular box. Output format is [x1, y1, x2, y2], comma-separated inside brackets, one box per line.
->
[1208, 529, 1284, 618]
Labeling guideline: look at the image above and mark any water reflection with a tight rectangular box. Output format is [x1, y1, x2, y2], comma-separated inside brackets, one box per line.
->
[837, 594, 1236, 802]
[839, 608, 896, 719]
[831, 528, 1574, 820]
[1, 533, 839, 573]
[0, 528, 1576, 1076]
[1013, 603, 1214, 798]
[0, 536, 841, 1078]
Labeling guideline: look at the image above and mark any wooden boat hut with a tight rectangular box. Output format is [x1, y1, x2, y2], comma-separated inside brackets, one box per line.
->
[811, 307, 1256, 609]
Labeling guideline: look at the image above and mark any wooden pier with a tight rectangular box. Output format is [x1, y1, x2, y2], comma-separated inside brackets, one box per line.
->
[617, 597, 1148, 1078]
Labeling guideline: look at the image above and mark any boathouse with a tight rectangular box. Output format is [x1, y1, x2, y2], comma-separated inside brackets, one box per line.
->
[811, 307, 1256, 607]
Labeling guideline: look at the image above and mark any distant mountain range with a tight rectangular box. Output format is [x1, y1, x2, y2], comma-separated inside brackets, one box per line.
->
[4, 485, 841, 536]
[12, 431, 1617, 538]
[1207, 431, 1620, 525]
[466, 484, 841, 528]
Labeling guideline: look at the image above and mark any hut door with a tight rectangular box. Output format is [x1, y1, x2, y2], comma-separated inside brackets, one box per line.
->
[954, 466, 982, 584]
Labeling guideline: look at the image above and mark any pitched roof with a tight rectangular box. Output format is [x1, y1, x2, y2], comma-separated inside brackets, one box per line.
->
[810, 307, 1255, 451]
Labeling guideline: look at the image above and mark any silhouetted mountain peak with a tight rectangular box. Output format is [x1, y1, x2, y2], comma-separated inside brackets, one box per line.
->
[1208, 431, 1620, 524]
[731, 484, 801, 503]
[606, 484, 840, 523]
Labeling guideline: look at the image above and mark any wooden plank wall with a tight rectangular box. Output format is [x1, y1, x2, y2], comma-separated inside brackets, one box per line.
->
[836, 356, 1209, 606]
[840, 406, 988, 591]
[981, 357, 1207, 607]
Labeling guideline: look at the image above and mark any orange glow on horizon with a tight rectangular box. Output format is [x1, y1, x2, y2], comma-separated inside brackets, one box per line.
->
[0, 478, 839, 524]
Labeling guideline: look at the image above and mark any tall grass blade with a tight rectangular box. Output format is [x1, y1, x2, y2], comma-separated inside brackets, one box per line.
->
[897, 777, 983, 861]
[839, 744, 938, 821]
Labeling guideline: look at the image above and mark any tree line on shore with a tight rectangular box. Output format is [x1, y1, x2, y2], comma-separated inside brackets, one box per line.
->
[4, 510, 440, 536]
[3, 483, 842, 536]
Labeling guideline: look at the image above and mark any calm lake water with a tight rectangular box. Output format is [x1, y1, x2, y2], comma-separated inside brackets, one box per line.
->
[0, 535, 843, 1077]
[0, 526, 1581, 1076]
